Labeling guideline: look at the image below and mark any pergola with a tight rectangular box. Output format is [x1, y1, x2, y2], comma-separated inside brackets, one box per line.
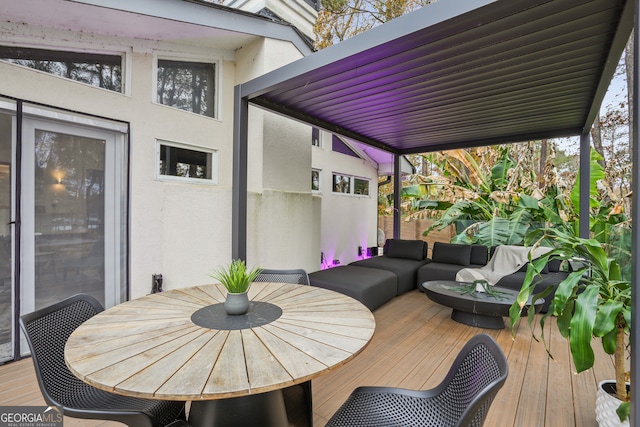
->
[232, 0, 638, 419]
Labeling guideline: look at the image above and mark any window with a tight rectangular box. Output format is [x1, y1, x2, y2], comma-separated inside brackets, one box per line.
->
[304, 0, 321, 10]
[332, 135, 358, 157]
[354, 178, 369, 195]
[333, 173, 370, 196]
[0, 46, 122, 92]
[333, 174, 351, 193]
[312, 169, 321, 191]
[312, 128, 321, 147]
[157, 59, 215, 118]
[158, 142, 216, 182]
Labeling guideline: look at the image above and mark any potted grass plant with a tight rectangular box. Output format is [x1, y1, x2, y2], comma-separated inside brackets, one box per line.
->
[509, 227, 631, 425]
[209, 259, 262, 315]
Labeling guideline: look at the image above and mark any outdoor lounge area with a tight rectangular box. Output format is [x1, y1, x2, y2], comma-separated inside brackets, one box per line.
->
[0, 0, 637, 425]
[1, 289, 615, 426]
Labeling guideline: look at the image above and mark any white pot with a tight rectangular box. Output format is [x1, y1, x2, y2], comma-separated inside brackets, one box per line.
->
[596, 380, 629, 427]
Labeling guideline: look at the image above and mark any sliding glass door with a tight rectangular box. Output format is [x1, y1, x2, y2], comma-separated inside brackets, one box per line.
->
[0, 101, 127, 362]
[21, 115, 126, 318]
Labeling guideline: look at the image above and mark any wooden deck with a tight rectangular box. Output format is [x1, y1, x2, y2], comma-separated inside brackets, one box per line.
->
[0, 289, 614, 426]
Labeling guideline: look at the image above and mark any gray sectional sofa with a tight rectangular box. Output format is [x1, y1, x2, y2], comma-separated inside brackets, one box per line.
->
[309, 240, 569, 312]
[309, 239, 428, 310]
[417, 242, 570, 312]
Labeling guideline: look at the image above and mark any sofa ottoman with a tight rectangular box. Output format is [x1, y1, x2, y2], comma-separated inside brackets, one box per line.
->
[308, 265, 397, 311]
[349, 239, 429, 295]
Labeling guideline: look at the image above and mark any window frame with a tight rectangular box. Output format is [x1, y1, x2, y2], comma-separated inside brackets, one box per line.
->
[331, 172, 370, 196]
[153, 52, 220, 120]
[332, 173, 371, 196]
[155, 139, 218, 185]
[312, 128, 322, 148]
[0, 43, 129, 94]
[312, 169, 321, 192]
[354, 177, 370, 196]
[332, 173, 351, 194]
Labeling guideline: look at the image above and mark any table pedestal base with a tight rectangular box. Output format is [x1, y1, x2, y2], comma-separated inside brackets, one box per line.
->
[451, 309, 505, 329]
[188, 390, 288, 427]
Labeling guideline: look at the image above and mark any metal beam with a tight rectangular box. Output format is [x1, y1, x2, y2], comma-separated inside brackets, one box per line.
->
[393, 154, 401, 239]
[232, 85, 248, 261]
[579, 133, 591, 238]
[631, 3, 638, 423]
[582, 0, 635, 134]
[249, 98, 400, 155]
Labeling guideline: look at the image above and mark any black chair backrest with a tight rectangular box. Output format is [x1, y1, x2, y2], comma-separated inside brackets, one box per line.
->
[443, 333, 509, 427]
[19, 294, 104, 407]
[254, 268, 310, 286]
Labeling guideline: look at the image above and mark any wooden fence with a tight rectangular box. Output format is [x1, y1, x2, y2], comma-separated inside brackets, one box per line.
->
[377, 216, 455, 255]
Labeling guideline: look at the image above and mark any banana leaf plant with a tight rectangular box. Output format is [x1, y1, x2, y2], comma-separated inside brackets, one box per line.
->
[421, 146, 571, 247]
[509, 227, 631, 421]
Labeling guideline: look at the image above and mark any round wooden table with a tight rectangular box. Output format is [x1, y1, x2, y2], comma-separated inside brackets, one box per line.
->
[65, 282, 376, 427]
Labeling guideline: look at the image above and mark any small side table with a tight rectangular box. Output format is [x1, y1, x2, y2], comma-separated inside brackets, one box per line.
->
[421, 280, 543, 329]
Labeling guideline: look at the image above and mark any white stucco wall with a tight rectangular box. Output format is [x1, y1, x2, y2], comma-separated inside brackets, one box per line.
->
[236, 38, 318, 271]
[0, 9, 375, 297]
[0, 23, 239, 298]
[312, 133, 379, 267]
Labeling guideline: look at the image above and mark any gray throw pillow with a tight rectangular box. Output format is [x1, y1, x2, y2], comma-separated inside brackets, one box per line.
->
[385, 239, 427, 261]
[470, 245, 489, 265]
[547, 259, 562, 272]
[432, 242, 472, 266]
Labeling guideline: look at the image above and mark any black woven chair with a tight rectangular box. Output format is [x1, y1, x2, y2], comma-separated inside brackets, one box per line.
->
[255, 268, 312, 427]
[19, 294, 185, 427]
[326, 333, 508, 427]
[255, 268, 310, 286]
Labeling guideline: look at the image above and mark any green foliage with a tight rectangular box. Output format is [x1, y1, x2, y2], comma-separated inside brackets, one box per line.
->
[569, 149, 607, 215]
[490, 151, 515, 190]
[420, 145, 631, 275]
[209, 259, 262, 294]
[509, 226, 630, 417]
[422, 147, 559, 247]
[565, 148, 632, 281]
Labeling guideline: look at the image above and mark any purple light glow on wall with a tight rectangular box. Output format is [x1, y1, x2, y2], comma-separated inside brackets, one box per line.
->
[321, 234, 374, 269]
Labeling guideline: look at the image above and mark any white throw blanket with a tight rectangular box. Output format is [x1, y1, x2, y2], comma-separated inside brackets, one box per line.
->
[455, 245, 552, 285]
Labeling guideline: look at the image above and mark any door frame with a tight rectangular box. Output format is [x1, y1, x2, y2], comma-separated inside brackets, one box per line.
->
[0, 98, 129, 362]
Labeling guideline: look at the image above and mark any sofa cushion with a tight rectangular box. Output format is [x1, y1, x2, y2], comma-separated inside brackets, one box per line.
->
[548, 258, 562, 272]
[384, 239, 428, 261]
[517, 260, 550, 274]
[432, 242, 472, 266]
[349, 256, 428, 294]
[308, 266, 397, 311]
[496, 271, 569, 312]
[470, 245, 489, 266]
[417, 262, 479, 284]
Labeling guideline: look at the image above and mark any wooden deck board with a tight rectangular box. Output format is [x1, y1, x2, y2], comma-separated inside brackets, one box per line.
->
[0, 289, 612, 427]
[546, 316, 576, 427]
[513, 317, 550, 426]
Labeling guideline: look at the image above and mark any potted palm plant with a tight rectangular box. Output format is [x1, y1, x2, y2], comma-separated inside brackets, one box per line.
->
[209, 259, 262, 315]
[509, 227, 630, 425]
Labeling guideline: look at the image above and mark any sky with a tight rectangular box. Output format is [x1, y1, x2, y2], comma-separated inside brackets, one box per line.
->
[558, 56, 629, 155]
